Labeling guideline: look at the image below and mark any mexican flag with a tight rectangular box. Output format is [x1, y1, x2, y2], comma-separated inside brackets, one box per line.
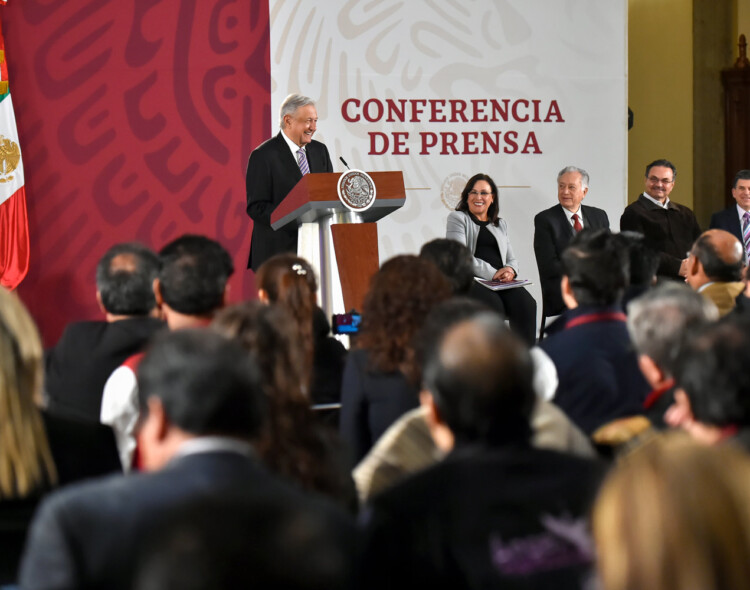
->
[0, 2, 28, 290]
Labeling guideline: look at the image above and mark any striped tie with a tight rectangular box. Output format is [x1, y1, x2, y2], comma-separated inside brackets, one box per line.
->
[743, 212, 750, 262]
[297, 148, 310, 175]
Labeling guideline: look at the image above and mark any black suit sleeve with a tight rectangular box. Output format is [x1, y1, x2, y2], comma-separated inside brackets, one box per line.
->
[533, 213, 562, 291]
[709, 212, 720, 230]
[245, 147, 276, 225]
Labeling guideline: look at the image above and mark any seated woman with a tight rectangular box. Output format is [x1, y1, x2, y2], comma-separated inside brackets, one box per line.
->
[0, 288, 120, 584]
[339, 255, 452, 465]
[255, 254, 347, 408]
[446, 173, 537, 345]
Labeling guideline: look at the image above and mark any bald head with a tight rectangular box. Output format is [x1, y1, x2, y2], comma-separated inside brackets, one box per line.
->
[689, 230, 744, 286]
[422, 313, 535, 445]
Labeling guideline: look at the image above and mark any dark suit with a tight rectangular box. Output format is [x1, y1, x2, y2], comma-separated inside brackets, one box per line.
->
[620, 195, 701, 279]
[533, 204, 610, 316]
[44, 317, 165, 422]
[358, 443, 605, 590]
[246, 132, 333, 271]
[539, 305, 650, 435]
[709, 206, 743, 243]
[19, 448, 352, 590]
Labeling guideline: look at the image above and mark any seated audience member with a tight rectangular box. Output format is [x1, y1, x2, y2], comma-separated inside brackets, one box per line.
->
[419, 238, 505, 316]
[447, 173, 537, 345]
[534, 166, 610, 318]
[0, 289, 120, 584]
[256, 254, 346, 407]
[45, 242, 164, 422]
[101, 234, 234, 470]
[685, 229, 745, 317]
[133, 492, 354, 590]
[620, 159, 701, 280]
[594, 434, 750, 590]
[538, 230, 650, 435]
[353, 297, 594, 504]
[20, 329, 348, 590]
[212, 302, 355, 510]
[668, 318, 750, 451]
[339, 255, 451, 465]
[709, 169, 750, 250]
[626, 283, 718, 428]
[615, 231, 659, 311]
[357, 312, 605, 589]
[733, 263, 750, 315]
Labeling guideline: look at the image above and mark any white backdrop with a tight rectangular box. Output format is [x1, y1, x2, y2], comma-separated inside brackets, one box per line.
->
[269, 0, 627, 314]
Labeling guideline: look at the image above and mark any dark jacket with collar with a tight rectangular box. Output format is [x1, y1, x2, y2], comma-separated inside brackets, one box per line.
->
[620, 195, 701, 279]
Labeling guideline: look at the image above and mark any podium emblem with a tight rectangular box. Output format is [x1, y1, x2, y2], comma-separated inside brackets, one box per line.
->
[337, 169, 376, 212]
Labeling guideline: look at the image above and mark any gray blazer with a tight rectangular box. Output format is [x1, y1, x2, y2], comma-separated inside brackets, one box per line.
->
[446, 210, 519, 280]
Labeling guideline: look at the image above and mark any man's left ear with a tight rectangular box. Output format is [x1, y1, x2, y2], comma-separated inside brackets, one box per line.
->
[95, 291, 106, 315]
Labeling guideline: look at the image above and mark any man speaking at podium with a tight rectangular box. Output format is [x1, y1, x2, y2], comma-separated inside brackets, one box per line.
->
[246, 94, 333, 271]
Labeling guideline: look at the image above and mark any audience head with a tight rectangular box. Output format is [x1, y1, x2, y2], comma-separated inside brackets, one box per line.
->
[157, 235, 234, 320]
[686, 230, 744, 289]
[616, 231, 658, 288]
[594, 434, 750, 590]
[136, 329, 265, 471]
[255, 254, 318, 386]
[96, 242, 160, 317]
[135, 493, 351, 590]
[0, 288, 56, 498]
[561, 229, 627, 307]
[644, 159, 676, 203]
[556, 166, 589, 213]
[419, 238, 474, 294]
[422, 311, 535, 447]
[671, 317, 750, 441]
[456, 173, 499, 224]
[358, 255, 452, 377]
[627, 282, 717, 383]
[732, 169, 750, 212]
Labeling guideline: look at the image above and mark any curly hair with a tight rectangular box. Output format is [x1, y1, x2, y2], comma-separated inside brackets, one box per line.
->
[357, 255, 452, 379]
[455, 173, 500, 225]
[211, 302, 348, 502]
[255, 254, 318, 391]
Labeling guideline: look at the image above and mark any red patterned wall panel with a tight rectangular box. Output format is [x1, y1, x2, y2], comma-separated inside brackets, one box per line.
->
[4, 0, 270, 345]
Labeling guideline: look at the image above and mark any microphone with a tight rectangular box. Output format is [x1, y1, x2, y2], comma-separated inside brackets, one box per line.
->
[339, 156, 351, 170]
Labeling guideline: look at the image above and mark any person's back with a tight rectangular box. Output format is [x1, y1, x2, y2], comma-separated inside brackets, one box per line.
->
[539, 230, 649, 434]
[358, 313, 604, 589]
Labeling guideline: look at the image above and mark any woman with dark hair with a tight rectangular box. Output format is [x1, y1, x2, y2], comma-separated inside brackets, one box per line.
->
[212, 301, 355, 509]
[447, 173, 537, 345]
[339, 255, 452, 465]
[255, 253, 346, 406]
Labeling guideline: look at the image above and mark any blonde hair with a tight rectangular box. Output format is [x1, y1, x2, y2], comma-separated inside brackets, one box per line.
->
[0, 288, 56, 498]
[593, 433, 750, 590]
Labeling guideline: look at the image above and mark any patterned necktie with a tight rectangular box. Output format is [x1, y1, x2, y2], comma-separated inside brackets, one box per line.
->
[743, 212, 750, 262]
[572, 213, 582, 233]
[297, 148, 310, 175]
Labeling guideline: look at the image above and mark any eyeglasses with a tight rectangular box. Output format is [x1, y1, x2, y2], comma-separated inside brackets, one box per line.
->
[647, 176, 674, 185]
[468, 190, 492, 197]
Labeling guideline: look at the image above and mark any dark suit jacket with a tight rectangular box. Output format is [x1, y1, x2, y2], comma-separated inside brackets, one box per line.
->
[709, 206, 743, 243]
[533, 204, 610, 316]
[539, 305, 650, 435]
[358, 443, 605, 590]
[245, 132, 333, 271]
[44, 317, 165, 422]
[19, 449, 353, 590]
[620, 195, 701, 279]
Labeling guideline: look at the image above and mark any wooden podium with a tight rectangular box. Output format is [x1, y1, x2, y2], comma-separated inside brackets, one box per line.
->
[270, 171, 405, 317]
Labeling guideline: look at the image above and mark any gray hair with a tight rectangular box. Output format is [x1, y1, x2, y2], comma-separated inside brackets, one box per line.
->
[627, 282, 719, 375]
[279, 94, 316, 129]
[557, 166, 589, 190]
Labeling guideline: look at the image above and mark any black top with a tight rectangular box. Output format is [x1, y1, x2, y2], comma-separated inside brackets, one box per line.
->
[471, 215, 504, 269]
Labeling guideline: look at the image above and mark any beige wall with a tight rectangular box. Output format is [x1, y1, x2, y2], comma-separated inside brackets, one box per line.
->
[734, 0, 750, 53]
[628, 0, 694, 211]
